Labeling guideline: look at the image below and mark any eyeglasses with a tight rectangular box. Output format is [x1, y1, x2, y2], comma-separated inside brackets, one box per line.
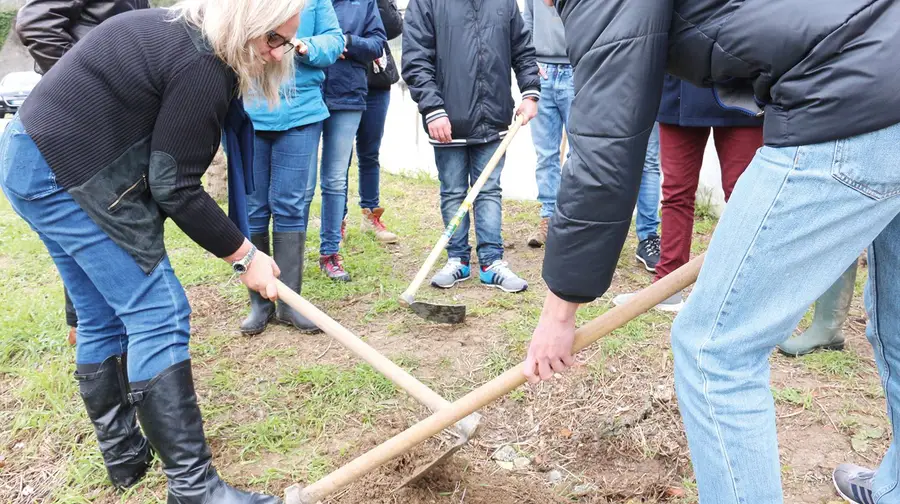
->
[265, 30, 295, 55]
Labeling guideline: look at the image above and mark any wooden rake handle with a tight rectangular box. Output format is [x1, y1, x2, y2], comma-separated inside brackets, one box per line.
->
[399, 115, 525, 305]
[275, 281, 451, 413]
[288, 253, 706, 504]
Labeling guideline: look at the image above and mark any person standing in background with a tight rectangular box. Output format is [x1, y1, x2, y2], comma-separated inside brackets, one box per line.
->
[16, 0, 150, 345]
[632, 123, 662, 272]
[242, 0, 345, 336]
[402, 0, 540, 294]
[613, 77, 763, 311]
[343, 0, 403, 245]
[307, 0, 386, 282]
[523, 0, 571, 249]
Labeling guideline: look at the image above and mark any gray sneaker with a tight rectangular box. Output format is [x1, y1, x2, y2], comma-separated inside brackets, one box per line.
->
[612, 290, 684, 312]
[833, 463, 875, 503]
[431, 258, 471, 289]
[479, 260, 528, 293]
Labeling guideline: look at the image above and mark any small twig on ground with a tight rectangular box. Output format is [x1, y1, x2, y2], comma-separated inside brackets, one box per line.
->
[315, 341, 334, 360]
[815, 397, 840, 433]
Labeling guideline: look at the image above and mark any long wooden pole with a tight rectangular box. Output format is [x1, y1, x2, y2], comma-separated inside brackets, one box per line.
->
[286, 253, 705, 504]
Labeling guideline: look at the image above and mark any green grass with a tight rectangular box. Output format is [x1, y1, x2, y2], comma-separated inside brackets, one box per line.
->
[800, 349, 866, 378]
[0, 9, 16, 52]
[771, 387, 813, 410]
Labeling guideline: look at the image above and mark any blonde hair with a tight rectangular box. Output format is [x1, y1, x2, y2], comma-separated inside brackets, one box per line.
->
[169, 0, 306, 106]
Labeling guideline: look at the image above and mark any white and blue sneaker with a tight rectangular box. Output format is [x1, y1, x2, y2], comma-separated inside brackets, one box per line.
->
[431, 258, 471, 289]
[833, 463, 875, 503]
[479, 260, 528, 293]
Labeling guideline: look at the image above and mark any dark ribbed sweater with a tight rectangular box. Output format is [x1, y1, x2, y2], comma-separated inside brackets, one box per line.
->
[19, 8, 245, 259]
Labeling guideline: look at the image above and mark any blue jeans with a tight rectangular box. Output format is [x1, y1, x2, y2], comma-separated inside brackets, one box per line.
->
[0, 116, 190, 383]
[347, 89, 391, 213]
[306, 110, 362, 255]
[433, 141, 504, 265]
[636, 123, 661, 241]
[671, 121, 900, 503]
[247, 122, 322, 234]
[530, 63, 573, 219]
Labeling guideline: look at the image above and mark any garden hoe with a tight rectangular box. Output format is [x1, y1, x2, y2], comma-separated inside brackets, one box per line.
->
[399, 115, 525, 325]
[274, 282, 482, 481]
[284, 253, 706, 504]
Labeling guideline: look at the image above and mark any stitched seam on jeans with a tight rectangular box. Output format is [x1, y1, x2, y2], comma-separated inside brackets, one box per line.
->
[695, 146, 800, 503]
[158, 260, 185, 371]
[870, 244, 898, 500]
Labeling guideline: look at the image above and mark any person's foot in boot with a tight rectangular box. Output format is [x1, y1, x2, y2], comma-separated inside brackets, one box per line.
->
[778, 261, 858, 357]
[527, 217, 549, 248]
[273, 232, 320, 333]
[75, 354, 153, 490]
[361, 208, 399, 243]
[431, 257, 471, 288]
[833, 463, 875, 503]
[320, 253, 351, 282]
[133, 360, 280, 503]
[240, 233, 276, 336]
[480, 260, 528, 293]
[635, 234, 661, 273]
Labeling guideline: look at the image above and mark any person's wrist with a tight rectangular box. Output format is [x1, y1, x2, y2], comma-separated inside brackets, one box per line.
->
[543, 291, 578, 323]
[224, 239, 252, 263]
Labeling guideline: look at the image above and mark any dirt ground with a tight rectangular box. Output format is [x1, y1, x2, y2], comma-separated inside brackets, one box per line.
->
[0, 170, 883, 504]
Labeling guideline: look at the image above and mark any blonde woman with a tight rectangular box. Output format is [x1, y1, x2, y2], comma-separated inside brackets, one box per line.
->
[0, 0, 305, 501]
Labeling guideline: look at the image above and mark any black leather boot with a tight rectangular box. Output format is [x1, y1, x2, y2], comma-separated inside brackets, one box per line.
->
[240, 233, 276, 336]
[76, 354, 153, 489]
[132, 360, 280, 503]
[272, 232, 321, 334]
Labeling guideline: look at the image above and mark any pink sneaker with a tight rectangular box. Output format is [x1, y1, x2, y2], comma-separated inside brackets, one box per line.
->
[319, 254, 351, 282]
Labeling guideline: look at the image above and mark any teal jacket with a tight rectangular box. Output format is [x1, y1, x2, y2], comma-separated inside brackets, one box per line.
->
[245, 0, 344, 131]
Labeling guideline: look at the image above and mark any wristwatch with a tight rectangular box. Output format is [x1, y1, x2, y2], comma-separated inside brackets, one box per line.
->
[231, 245, 257, 275]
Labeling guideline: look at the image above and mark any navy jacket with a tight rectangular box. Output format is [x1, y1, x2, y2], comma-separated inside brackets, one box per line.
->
[543, 0, 900, 303]
[402, 0, 540, 146]
[657, 76, 762, 128]
[323, 0, 387, 111]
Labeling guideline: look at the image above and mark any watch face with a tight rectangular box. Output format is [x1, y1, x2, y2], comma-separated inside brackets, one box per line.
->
[234, 264, 247, 274]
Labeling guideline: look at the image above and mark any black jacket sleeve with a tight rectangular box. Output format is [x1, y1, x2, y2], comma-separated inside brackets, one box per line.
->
[148, 55, 245, 259]
[15, 0, 83, 74]
[509, 0, 540, 100]
[401, 0, 445, 119]
[377, 0, 403, 40]
[542, 0, 672, 303]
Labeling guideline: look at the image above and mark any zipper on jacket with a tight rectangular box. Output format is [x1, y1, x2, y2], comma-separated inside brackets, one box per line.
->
[108, 174, 146, 211]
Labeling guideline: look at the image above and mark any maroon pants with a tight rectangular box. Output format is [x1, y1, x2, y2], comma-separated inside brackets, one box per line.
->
[653, 124, 764, 281]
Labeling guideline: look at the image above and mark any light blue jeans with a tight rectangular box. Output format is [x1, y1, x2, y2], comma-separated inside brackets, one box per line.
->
[636, 123, 661, 241]
[672, 121, 900, 503]
[530, 62, 573, 219]
[306, 110, 363, 255]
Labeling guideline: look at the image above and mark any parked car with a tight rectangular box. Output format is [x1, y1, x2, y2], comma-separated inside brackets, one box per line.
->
[0, 71, 42, 116]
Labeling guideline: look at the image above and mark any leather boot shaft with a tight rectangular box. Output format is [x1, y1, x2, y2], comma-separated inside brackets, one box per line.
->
[76, 354, 152, 489]
[272, 232, 320, 333]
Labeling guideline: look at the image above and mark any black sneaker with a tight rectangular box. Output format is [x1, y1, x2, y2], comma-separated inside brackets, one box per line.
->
[833, 463, 875, 503]
[636, 234, 661, 273]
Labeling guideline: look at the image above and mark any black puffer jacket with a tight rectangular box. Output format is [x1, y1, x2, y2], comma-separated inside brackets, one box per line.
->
[544, 0, 900, 302]
[16, 0, 150, 74]
[401, 0, 540, 146]
[367, 0, 402, 90]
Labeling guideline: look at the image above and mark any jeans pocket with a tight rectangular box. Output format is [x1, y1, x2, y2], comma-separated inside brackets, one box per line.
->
[0, 127, 60, 201]
[831, 125, 900, 201]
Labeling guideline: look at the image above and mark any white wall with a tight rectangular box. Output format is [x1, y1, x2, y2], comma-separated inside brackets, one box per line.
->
[379, 81, 728, 215]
